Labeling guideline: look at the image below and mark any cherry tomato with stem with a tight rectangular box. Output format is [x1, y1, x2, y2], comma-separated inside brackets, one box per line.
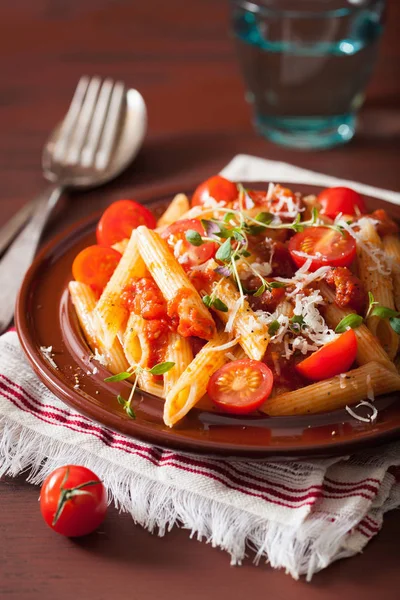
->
[207, 359, 274, 414]
[191, 175, 238, 207]
[289, 227, 356, 272]
[161, 218, 217, 270]
[40, 465, 107, 537]
[96, 199, 156, 246]
[318, 187, 366, 219]
[72, 245, 121, 296]
[295, 329, 358, 382]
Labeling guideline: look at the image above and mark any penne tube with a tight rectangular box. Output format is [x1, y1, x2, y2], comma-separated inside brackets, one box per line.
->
[383, 234, 400, 312]
[122, 313, 164, 398]
[199, 268, 269, 361]
[319, 282, 396, 372]
[95, 230, 148, 348]
[69, 281, 129, 374]
[274, 299, 294, 319]
[156, 194, 190, 228]
[135, 226, 216, 340]
[263, 362, 400, 416]
[112, 238, 129, 254]
[163, 332, 236, 427]
[163, 331, 193, 397]
[356, 219, 398, 359]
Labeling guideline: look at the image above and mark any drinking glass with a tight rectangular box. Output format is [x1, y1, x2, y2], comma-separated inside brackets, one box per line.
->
[229, 0, 386, 149]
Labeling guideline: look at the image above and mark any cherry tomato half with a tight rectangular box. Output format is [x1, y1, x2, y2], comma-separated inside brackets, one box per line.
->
[207, 359, 274, 414]
[289, 227, 356, 272]
[191, 175, 238, 207]
[295, 329, 358, 382]
[161, 218, 217, 270]
[318, 187, 366, 219]
[72, 245, 121, 295]
[40, 465, 107, 537]
[96, 199, 156, 246]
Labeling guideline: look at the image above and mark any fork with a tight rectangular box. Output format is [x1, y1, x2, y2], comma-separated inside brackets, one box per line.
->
[0, 75, 128, 333]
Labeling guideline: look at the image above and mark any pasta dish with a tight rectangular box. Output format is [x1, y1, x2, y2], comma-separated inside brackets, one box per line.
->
[68, 176, 400, 427]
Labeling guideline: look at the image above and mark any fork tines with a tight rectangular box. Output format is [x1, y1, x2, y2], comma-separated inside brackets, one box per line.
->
[53, 75, 126, 171]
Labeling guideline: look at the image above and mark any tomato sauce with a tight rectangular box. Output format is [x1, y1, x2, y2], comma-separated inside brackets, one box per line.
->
[264, 350, 305, 394]
[168, 288, 215, 339]
[121, 277, 178, 369]
[188, 269, 217, 294]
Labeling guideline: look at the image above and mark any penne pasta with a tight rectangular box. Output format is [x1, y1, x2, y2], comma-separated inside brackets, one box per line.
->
[112, 238, 129, 254]
[319, 282, 396, 372]
[263, 362, 400, 416]
[156, 194, 190, 228]
[95, 230, 148, 348]
[135, 226, 216, 340]
[199, 264, 270, 360]
[356, 219, 398, 359]
[383, 234, 400, 312]
[69, 281, 129, 374]
[163, 332, 236, 427]
[163, 331, 193, 398]
[122, 313, 164, 398]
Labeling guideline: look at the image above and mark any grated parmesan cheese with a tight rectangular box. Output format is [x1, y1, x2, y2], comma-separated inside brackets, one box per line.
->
[275, 259, 331, 298]
[336, 218, 392, 276]
[209, 337, 240, 353]
[225, 351, 236, 361]
[339, 373, 347, 390]
[225, 297, 243, 333]
[40, 346, 58, 369]
[93, 348, 107, 366]
[346, 401, 378, 423]
[250, 261, 272, 277]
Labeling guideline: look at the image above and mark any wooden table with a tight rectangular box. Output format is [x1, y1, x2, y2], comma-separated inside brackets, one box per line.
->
[1, 1, 399, 598]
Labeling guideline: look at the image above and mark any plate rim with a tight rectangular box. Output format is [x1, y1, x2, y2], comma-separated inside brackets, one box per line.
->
[15, 183, 400, 459]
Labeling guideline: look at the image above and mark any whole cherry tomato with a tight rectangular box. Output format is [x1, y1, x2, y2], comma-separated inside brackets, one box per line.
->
[40, 465, 107, 537]
[191, 175, 238, 207]
[96, 199, 156, 246]
[318, 187, 366, 219]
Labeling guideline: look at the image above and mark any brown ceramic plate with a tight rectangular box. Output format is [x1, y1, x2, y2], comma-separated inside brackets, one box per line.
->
[16, 183, 400, 459]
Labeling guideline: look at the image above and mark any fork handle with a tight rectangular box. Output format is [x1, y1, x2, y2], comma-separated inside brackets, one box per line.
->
[0, 184, 64, 333]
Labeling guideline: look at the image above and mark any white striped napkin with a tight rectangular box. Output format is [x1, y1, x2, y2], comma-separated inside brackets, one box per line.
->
[1, 156, 400, 580]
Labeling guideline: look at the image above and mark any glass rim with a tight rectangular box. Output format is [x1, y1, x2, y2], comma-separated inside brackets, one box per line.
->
[230, 0, 383, 19]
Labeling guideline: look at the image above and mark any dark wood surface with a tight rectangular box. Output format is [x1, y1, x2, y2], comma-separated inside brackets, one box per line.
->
[1, 1, 400, 598]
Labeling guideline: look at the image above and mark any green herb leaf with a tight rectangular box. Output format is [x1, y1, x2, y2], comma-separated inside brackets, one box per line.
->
[370, 305, 400, 319]
[212, 298, 229, 312]
[269, 281, 286, 289]
[241, 250, 252, 258]
[290, 315, 305, 325]
[255, 212, 274, 225]
[268, 320, 280, 336]
[389, 317, 400, 334]
[149, 361, 176, 375]
[215, 227, 233, 239]
[246, 225, 265, 236]
[368, 291, 375, 306]
[216, 238, 233, 262]
[125, 406, 136, 419]
[203, 295, 213, 307]
[117, 394, 126, 406]
[311, 207, 319, 223]
[185, 229, 204, 246]
[223, 212, 235, 223]
[104, 372, 132, 382]
[253, 282, 266, 297]
[335, 314, 364, 333]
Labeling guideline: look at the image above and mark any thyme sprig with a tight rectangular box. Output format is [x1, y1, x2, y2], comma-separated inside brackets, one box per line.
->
[104, 361, 175, 418]
[335, 292, 400, 334]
